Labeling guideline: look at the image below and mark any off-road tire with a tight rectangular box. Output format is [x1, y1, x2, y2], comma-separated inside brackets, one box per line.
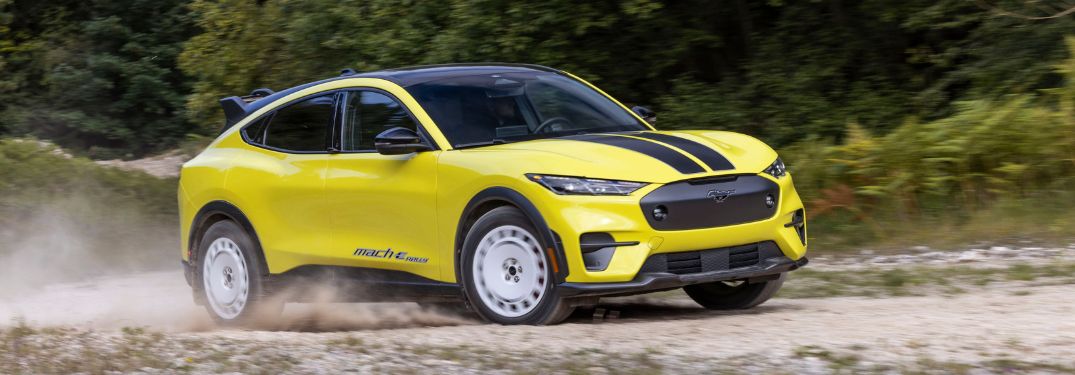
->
[683, 273, 786, 310]
[460, 206, 574, 325]
[194, 220, 281, 326]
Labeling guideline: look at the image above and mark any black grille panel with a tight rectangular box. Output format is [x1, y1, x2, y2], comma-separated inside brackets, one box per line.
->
[640, 175, 780, 231]
[638, 241, 782, 276]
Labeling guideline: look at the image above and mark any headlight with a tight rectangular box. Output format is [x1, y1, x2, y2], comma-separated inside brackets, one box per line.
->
[764, 157, 787, 178]
[526, 174, 647, 195]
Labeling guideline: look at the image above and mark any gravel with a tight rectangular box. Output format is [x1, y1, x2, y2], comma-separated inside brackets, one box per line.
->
[809, 244, 1075, 271]
[2, 246, 1074, 374]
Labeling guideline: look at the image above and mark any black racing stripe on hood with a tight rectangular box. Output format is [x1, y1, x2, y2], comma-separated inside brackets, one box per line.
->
[564, 134, 705, 174]
[631, 132, 735, 171]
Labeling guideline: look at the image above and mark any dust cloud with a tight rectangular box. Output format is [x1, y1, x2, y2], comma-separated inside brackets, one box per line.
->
[0, 196, 177, 297]
[0, 196, 472, 332]
[248, 283, 475, 333]
[0, 270, 473, 332]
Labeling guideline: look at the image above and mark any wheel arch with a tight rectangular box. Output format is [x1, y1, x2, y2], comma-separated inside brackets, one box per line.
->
[454, 187, 569, 284]
[188, 200, 270, 276]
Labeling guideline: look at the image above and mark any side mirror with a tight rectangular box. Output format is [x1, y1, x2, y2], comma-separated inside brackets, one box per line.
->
[631, 106, 657, 125]
[374, 127, 432, 155]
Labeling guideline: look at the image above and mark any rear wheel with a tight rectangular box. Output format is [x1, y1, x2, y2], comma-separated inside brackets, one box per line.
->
[683, 273, 786, 310]
[461, 206, 574, 325]
[195, 220, 280, 326]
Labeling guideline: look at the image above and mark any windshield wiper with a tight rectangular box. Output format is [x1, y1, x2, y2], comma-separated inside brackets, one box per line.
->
[453, 139, 509, 149]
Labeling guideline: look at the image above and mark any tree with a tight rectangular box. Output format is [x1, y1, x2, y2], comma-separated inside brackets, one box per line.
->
[0, 0, 196, 157]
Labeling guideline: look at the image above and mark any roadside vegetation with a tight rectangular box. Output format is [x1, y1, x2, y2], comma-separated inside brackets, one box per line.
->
[779, 262, 1075, 299]
[790, 49, 1075, 250]
[791, 344, 1075, 375]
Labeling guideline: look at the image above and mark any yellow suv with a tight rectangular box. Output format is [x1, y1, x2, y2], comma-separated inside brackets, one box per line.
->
[179, 64, 808, 325]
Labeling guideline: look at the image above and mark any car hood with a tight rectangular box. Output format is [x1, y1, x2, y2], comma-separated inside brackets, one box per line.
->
[455, 130, 779, 184]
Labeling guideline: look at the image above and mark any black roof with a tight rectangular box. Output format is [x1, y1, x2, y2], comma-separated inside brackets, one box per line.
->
[365, 63, 561, 87]
[223, 63, 558, 126]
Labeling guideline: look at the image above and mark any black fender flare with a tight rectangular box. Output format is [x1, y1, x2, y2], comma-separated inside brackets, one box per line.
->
[187, 200, 270, 276]
[455, 187, 569, 284]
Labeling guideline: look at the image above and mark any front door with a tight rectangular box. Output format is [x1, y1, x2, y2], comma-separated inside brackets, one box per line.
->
[324, 89, 441, 281]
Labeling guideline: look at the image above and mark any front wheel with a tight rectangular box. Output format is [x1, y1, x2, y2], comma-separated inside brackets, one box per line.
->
[683, 273, 786, 310]
[461, 206, 574, 325]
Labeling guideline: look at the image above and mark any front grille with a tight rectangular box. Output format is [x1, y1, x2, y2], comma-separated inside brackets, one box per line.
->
[638, 241, 782, 276]
[639, 175, 780, 231]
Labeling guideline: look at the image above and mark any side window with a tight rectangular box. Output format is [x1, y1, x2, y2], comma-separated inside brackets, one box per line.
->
[259, 93, 335, 152]
[243, 116, 271, 144]
[341, 90, 419, 151]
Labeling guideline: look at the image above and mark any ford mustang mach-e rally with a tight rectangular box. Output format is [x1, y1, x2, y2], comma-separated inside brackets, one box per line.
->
[179, 64, 808, 325]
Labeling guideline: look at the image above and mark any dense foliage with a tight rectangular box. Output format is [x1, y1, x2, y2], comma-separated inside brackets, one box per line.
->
[0, 1, 1073, 249]
[786, 43, 1075, 247]
[0, 0, 196, 158]
[1, 0, 1070, 154]
[176, 0, 1075, 144]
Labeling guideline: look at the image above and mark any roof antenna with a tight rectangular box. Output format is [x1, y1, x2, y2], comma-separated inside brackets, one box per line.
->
[340, 68, 358, 76]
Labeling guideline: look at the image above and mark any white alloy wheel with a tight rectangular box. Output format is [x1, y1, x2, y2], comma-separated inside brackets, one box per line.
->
[471, 225, 548, 318]
[202, 237, 250, 320]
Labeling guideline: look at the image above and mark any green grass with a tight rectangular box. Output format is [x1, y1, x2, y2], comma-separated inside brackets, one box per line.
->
[778, 262, 1075, 299]
[793, 345, 863, 372]
[806, 190, 1075, 253]
[791, 344, 1075, 375]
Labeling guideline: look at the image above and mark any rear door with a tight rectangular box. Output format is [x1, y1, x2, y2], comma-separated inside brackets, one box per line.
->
[324, 88, 441, 281]
[225, 92, 338, 273]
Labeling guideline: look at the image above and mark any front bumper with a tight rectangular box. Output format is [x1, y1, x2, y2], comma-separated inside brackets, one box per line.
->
[532, 172, 808, 283]
[560, 255, 808, 298]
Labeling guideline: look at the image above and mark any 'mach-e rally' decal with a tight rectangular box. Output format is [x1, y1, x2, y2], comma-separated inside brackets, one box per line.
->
[353, 247, 429, 264]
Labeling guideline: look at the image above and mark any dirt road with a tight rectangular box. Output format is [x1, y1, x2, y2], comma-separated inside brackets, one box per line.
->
[2, 267, 1074, 374]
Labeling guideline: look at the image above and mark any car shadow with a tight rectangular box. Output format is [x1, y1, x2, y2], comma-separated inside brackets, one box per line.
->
[249, 296, 787, 332]
[247, 302, 478, 333]
[565, 298, 787, 325]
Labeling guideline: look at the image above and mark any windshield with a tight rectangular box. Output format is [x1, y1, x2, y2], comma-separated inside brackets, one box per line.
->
[405, 71, 649, 148]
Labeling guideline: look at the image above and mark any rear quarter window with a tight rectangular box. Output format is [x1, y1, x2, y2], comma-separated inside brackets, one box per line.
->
[244, 93, 336, 153]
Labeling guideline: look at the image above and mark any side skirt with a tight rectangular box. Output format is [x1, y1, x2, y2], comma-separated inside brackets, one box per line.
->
[266, 265, 463, 303]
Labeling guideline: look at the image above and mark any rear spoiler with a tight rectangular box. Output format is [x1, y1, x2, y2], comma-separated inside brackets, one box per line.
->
[218, 88, 275, 133]
[217, 70, 359, 133]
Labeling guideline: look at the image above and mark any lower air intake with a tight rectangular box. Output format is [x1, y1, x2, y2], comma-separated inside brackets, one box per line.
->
[666, 252, 703, 275]
[728, 246, 760, 268]
[638, 241, 782, 276]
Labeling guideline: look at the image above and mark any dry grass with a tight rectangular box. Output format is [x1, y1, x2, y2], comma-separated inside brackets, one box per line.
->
[778, 262, 1075, 299]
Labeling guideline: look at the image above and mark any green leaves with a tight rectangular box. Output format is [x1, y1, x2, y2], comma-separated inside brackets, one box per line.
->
[0, 0, 197, 158]
[0, 0, 1072, 163]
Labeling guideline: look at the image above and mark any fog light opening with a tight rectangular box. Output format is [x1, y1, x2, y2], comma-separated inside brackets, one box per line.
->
[652, 205, 668, 221]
